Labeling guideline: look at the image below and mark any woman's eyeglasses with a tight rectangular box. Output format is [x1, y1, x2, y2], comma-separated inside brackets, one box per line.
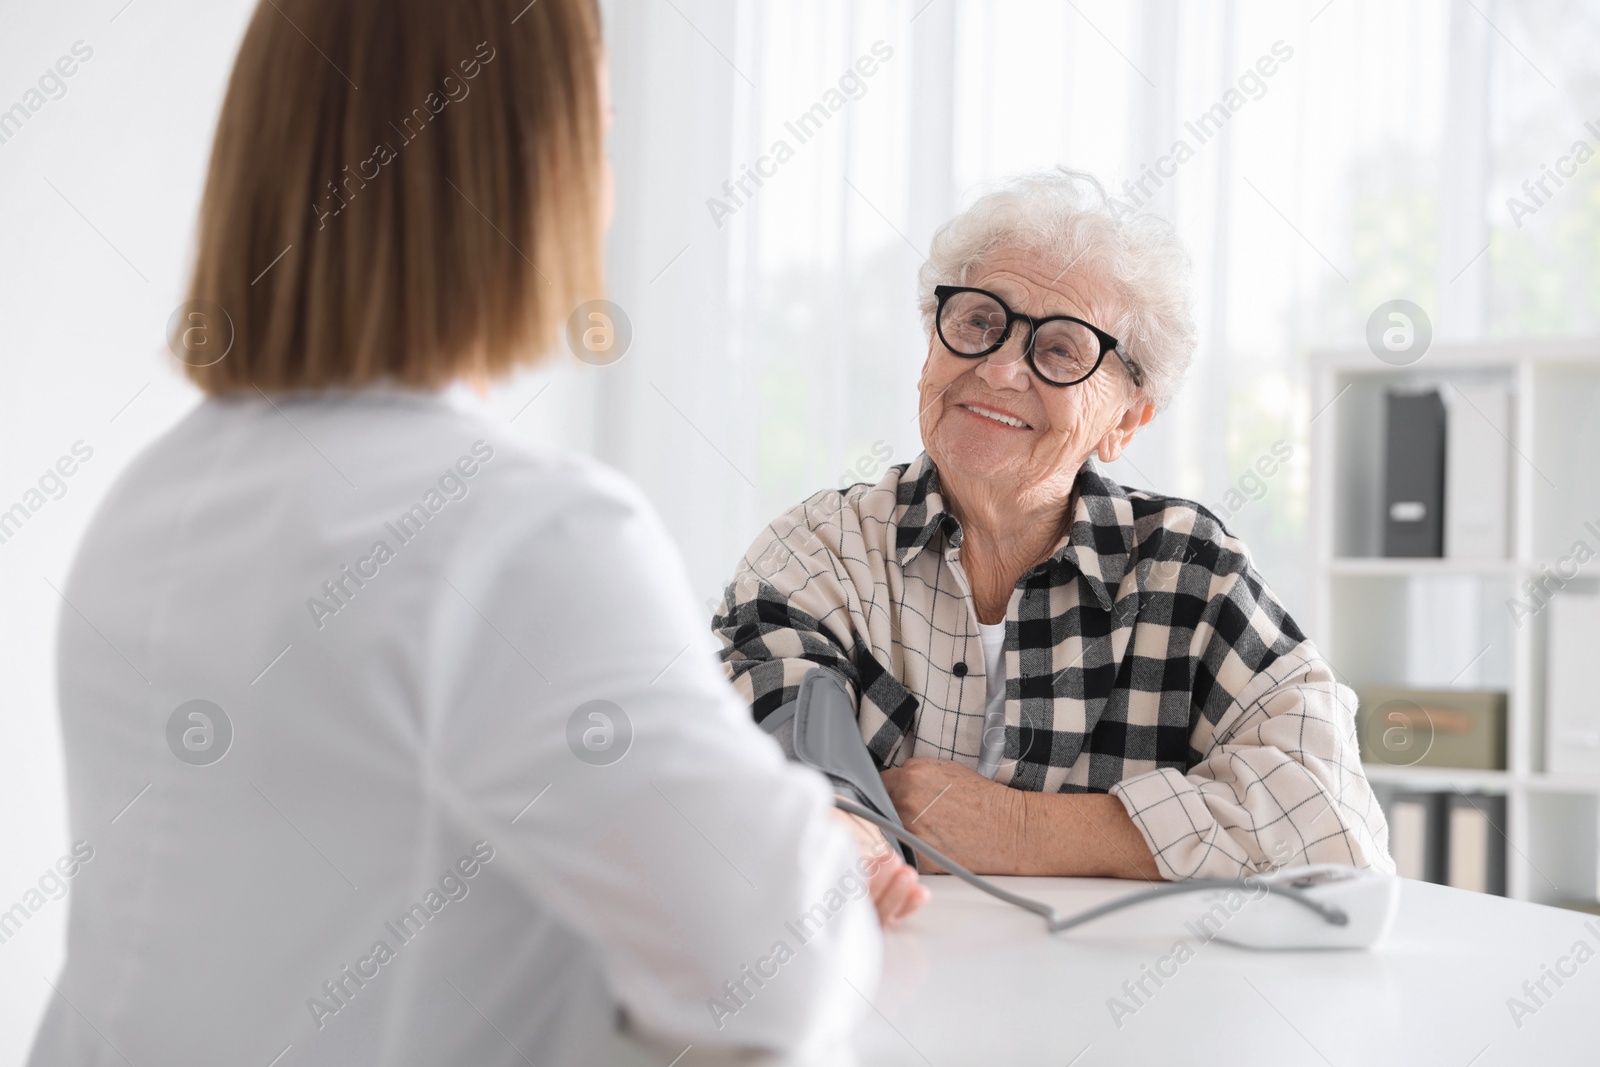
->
[933, 284, 1143, 389]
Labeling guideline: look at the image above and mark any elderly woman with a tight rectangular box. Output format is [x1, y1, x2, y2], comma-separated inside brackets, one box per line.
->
[714, 170, 1392, 882]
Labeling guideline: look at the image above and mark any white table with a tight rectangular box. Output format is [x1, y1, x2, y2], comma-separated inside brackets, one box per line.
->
[853, 875, 1599, 1066]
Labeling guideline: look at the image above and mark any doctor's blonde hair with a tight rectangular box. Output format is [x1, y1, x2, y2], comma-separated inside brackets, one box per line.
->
[181, 0, 604, 394]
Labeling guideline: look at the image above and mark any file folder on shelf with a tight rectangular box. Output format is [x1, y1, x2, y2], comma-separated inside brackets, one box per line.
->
[1389, 791, 1449, 883]
[1384, 790, 1506, 895]
[1443, 381, 1511, 560]
[1383, 388, 1447, 558]
[1446, 793, 1507, 896]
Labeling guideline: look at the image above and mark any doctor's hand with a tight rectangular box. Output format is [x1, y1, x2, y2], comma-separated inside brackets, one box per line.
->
[880, 757, 1024, 876]
[830, 808, 929, 926]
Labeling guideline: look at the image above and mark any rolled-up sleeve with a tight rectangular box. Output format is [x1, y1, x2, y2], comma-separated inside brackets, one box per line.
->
[1110, 567, 1395, 881]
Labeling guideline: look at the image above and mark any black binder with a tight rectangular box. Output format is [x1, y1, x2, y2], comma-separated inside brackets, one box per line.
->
[1383, 389, 1447, 557]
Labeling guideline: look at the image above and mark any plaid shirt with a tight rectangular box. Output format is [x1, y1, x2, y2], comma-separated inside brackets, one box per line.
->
[713, 452, 1393, 881]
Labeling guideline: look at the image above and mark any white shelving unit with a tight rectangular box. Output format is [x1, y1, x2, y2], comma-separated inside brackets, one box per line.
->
[1310, 339, 1600, 907]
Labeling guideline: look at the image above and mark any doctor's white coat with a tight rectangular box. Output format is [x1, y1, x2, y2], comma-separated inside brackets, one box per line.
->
[29, 385, 879, 1067]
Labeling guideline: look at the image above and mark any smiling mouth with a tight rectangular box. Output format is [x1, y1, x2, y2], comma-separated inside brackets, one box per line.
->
[958, 403, 1032, 430]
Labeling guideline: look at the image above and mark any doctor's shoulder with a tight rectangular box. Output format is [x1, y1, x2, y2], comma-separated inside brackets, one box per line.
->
[447, 430, 669, 549]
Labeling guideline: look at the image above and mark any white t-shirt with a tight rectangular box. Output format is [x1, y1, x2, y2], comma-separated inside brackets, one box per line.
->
[975, 621, 1007, 778]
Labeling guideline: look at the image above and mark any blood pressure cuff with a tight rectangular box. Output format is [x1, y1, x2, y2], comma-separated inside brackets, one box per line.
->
[759, 669, 918, 869]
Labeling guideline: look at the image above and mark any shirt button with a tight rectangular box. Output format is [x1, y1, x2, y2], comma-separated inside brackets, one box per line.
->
[952, 662, 969, 677]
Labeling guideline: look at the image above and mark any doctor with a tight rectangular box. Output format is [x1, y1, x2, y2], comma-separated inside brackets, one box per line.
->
[31, 2, 919, 1065]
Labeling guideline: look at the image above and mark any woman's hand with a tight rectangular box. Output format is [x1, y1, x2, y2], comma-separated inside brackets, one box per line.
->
[879, 757, 1025, 875]
[830, 808, 929, 926]
[881, 757, 1164, 879]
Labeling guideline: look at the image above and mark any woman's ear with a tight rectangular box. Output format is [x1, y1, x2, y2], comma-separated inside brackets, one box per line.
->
[1096, 401, 1156, 463]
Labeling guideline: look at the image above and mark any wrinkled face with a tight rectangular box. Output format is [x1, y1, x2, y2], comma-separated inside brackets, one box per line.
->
[917, 246, 1146, 501]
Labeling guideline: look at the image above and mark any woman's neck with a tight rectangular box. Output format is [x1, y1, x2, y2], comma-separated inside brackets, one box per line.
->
[940, 466, 1078, 625]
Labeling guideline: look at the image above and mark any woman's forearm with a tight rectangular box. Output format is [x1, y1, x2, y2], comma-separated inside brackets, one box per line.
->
[1011, 792, 1164, 880]
[879, 757, 1164, 880]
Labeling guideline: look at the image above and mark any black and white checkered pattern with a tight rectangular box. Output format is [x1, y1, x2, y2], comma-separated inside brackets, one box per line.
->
[713, 452, 1393, 880]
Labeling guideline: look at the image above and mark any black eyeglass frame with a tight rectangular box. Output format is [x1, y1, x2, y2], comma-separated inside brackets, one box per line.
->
[932, 284, 1143, 389]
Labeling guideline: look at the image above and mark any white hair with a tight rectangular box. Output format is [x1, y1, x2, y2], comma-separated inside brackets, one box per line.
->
[916, 168, 1196, 411]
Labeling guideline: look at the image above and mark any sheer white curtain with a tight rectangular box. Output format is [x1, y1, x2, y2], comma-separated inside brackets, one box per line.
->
[597, 0, 1598, 620]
